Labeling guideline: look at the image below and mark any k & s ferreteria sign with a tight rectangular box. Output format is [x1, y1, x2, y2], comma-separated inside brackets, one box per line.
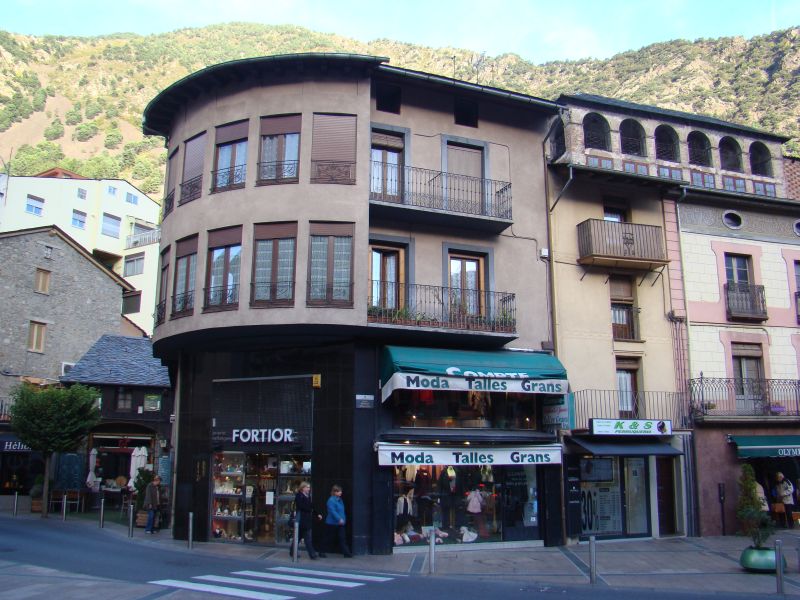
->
[381, 370, 567, 402]
[376, 444, 562, 466]
[591, 419, 672, 436]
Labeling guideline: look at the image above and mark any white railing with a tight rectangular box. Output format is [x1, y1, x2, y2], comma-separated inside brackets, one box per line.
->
[126, 229, 161, 249]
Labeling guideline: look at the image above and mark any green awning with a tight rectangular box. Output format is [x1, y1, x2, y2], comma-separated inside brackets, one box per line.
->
[380, 345, 568, 402]
[731, 435, 800, 458]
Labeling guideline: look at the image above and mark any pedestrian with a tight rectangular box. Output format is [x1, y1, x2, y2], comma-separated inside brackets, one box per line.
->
[292, 482, 324, 559]
[143, 475, 161, 534]
[774, 472, 794, 528]
[325, 484, 352, 557]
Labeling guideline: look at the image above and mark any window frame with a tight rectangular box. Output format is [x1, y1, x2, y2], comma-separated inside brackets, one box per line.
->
[587, 155, 613, 170]
[123, 252, 145, 277]
[77, 187, 87, 200]
[204, 243, 241, 311]
[448, 251, 486, 318]
[251, 224, 297, 307]
[107, 185, 117, 196]
[688, 131, 712, 167]
[657, 166, 683, 181]
[583, 113, 611, 151]
[690, 170, 715, 189]
[115, 387, 133, 412]
[753, 181, 776, 197]
[34, 268, 51, 294]
[307, 223, 354, 307]
[454, 97, 479, 128]
[369, 243, 406, 310]
[212, 138, 248, 192]
[28, 321, 46, 353]
[71, 209, 87, 229]
[125, 191, 138, 205]
[719, 136, 743, 172]
[722, 175, 746, 193]
[724, 253, 752, 285]
[101, 213, 121, 238]
[172, 237, 198, 317]
[25, 194, 44, 216]
[375, 82, 401, 114]
[610, 275, 638, 341]
[622, 160, 648, 176]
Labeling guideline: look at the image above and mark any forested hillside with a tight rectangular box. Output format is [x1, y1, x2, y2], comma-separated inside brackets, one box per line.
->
[0, 23, 798, 199]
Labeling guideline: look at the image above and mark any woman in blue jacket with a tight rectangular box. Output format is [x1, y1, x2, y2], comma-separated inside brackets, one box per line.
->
[325, 484, 352, 557]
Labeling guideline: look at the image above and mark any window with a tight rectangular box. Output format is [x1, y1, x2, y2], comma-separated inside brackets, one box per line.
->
[619, 119, 646, 156]
[122, 291, 141, 314]
[616, 358, 640, 417]
[180, 132, 206, 204]
[213, 121, 248, 191]
[690, 171, 715, 189]
[622, 160, 648, 175]
[603, 206, 627, 223]
[71, 209, 86, 229]
[115, 387, 133, 412]
[454, 97, 478, 127]
[101, 213, 121, 238]
[722, 211, 743, 229]
[173, 236, 197, 315]
[125, 191, 138, 205]
[688, 131, 712, 166]
[28, 321, 46, 352]
[43, 246, 52, 259]
[164, 148, 179, 217]
[370, 131, 404, 202]
[156, 247, 170, 325]
[750, 142, 773, 177]
[587, 156, 613, 169]
[725, 253, 751, 285]
[77, 187, 87, 200]
[449, 253, 485, 317]
[252, 223, 297, 305]
[719, 137, 742, 172]
[25, 195, 44, 216]
[657, 166, 683, 180]
[753, 182, 776, 197]
[722, 175, 746, 193]
[610, 276, 638, 340]
[724, 253, 766, 320]
[205, 226, 242, 309]
[311, 114, 357, 184]
[107, 185, 117, 196]
[258, 115, 300, 184]
[376, 82, 401, 114]
[34, 268, 50, 294]
[308, 222, 354, 305]
[123, 252, 145, 277]
[144, 394, 162, 412]
[654, 125, 680, 162]
[370, 244, 405, 310]
[583, 113, 610, 151]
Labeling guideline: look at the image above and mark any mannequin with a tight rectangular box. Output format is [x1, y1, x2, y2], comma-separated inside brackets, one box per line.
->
[438, 466, 458, 529]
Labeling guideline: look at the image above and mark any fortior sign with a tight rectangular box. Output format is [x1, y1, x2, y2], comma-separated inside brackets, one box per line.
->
[376, 443, 562, 466]
[591, 419, 672, 436]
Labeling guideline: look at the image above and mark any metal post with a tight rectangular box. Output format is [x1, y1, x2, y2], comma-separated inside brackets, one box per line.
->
[776, 539, 784, 596]
[428, 528, 436, 574]
[99, 498, 105, 528]
[128, 503, 134, 537]
[62, 494, 67, 521]
[718, 483, 726, 536]
[188, 512, 194, 549]
[292, 520, 299, 563]
[589, 535, 597, 584]
[13, 492, 18, 517]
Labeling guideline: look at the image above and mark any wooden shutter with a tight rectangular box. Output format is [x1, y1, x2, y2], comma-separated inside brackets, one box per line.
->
[183, 132, 206, 181]
[167, 148, 180, 193]
[255, 222, 298, 240]
[261, 115, 301, 136]
[447, 143, 482, 177]
[609, 276, 633, 301]
[175, 235, 199, 258]
[207, 226, 242, 248]
[731, 343, 762, 357]
[215, 120, 249, 145]
[371, 131, 404, 150]
[616, 357, 640, 370]
[309, 222, 354, 236]
[311, 114, 356, 162]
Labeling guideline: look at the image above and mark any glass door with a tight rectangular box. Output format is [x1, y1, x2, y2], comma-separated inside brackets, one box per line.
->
[623, 457, 649, 535]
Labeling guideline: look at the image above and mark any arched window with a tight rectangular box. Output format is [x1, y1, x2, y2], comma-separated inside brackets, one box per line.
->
[550, 119, 566, 160]
[619, 119, 646, 156]
[749, 142, 772, 177]
[655, 125, 680, 162]
[583, 113, 610, 151]
[688, 131, 712, 167]
[719, 137, 742, 172]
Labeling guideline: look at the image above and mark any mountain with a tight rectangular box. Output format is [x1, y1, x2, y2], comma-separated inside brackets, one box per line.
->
[0, 23, 798, 198]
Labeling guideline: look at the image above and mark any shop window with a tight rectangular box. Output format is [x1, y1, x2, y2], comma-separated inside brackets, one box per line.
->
[370, 131, 404, 202]
[258, 115, 300, 184]
[579, 456, 650, 538]
[213, 121, 248, 192]
[173, 236, 197, 316]
[252, 222, 296, 306]
[205, 226, 242, 310]
[391, 389, 536, 429]
[369, 244, 405, 312]
[308, 222, 354, 306]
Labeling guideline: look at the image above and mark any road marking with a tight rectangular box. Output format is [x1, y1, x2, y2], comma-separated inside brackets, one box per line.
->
[232, 571, 363, 588]
[149, 579, 292, 599]
[196, 574, 330, 594]
[268, 567, 394, 582]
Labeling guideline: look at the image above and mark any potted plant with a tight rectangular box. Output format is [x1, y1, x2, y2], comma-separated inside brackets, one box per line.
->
[133, 467, 154, 527]
[29, 475, 44, 513]
[737, 464, 783, 572]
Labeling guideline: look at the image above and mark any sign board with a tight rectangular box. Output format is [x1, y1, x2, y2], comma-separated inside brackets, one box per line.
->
[376, 443, 562, 466]
[382, 372, 566, 401]
[355, 394, 374, 409]
[591, 419, 672, 436]
[542, 395, 572, 431]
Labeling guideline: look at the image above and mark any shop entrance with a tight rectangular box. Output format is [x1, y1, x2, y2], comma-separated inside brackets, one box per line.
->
[210, 451, 310, 544]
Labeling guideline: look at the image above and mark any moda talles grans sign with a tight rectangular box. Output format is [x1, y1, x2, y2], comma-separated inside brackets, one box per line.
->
[376, 444, 562, 466]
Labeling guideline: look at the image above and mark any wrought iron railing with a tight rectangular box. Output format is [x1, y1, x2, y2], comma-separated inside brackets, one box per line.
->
[211, 164, 247, 192]
[620, 135, 646, 156]
[690, 376, 800, 417]
[611, 304, 640, 341]
[306, 281, 353, 305]
[251, 281, 295, 306]
[655, 140, 679, 162]
[162, 190, 175, 218]
[204, 285, 239, 309]
[126, 228, 161, 249]
[154, 300, 166, 327]
[369, 161, 512, 219]
[795, 291, 800, 324]
[724, 282, 767, 321]
[584, 129, 610, 151]
[310, 160, 356, 184]
[171, 290, 194, 315]
[688, 144, 712, 167]
[572, 389, 689, 430]
[367, 281, 516, 333]
[257, 160, 299, 184]
[577, 219, 667, 263]
[179, 175, 203, 205]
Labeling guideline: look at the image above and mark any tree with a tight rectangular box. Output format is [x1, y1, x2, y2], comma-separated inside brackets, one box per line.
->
[10, 384, 100, 518]
[736, 463, 774, 548]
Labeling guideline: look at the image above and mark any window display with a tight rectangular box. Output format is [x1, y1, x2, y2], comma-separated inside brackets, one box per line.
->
[391, 390, 538, 429]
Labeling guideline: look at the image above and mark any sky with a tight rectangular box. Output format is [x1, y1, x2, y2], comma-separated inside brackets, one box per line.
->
[3, 0, 800, 64]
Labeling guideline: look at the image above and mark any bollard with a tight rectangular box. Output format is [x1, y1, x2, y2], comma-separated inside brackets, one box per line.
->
[428, 528, 436, 574]
[13, 492, 18, 517]
[62, 494, 67, 521]
[589, 535, 597, 584]
[292, 520, 299, 563]
[99, 498, 105, 528]
[776, 539, 784, 596]
[128, 502, 134, 537]
[188, 512, 194, 549]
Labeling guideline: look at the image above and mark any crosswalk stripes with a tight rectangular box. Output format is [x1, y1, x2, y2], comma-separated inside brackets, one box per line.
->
[150, 565, 397, 598]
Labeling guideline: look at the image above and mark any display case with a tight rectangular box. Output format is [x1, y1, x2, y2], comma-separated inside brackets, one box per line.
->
[210, 452, 247, 542]
[246, 454, 278, 543]
[275, 456, 311, 545]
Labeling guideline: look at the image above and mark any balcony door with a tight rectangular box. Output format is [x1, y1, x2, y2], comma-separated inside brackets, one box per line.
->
[446, 143, 484, 214]
[370, 132, 404, 202]
[370, 246, 403, 310]
[732, 343, 764, 414]
[449, 254, 484, 321]
[616, 359, 639, 419]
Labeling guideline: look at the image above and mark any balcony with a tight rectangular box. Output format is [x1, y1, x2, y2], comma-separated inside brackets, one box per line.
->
[367, 281, 516, 334]
[179, 175, 202, 205]
[211, 164, 246, 193]
[310, 160, 355, 185]
[577, 219, 668, 270]
[171, 290, 194, 317]
[250, 280, 295, 307]
[154, 300, 166, 327]
[725, 282, 767, 321]
[572, 389, 689, 430]
[162, 190, 174, 218]
[203, 285, 239, 311]
[257, 160, 299, 185]
[369, 161, 512, 233]
[690, 376, 800, 418]
[126, 228, 160, 250]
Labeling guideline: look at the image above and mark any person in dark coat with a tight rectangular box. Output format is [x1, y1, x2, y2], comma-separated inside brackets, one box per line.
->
[325, 484, 352, 557]
[292, 481, 324, 558]
[143, 475, 161, 534]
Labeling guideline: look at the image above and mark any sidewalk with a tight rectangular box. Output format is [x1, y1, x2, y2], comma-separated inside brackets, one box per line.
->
[8, 507, 800, 597]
